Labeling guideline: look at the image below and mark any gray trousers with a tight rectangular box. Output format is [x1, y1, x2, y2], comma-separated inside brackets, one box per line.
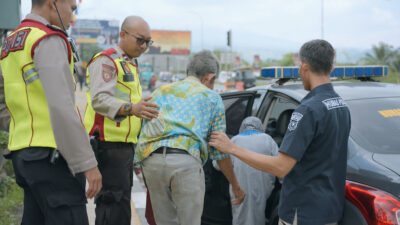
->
[142, 151, 205, 225]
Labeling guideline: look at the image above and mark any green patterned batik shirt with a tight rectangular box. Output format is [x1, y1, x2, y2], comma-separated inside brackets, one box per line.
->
[134, 76, 228, 164]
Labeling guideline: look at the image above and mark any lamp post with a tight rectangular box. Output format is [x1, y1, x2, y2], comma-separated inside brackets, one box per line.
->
[321, 0, 324, 39]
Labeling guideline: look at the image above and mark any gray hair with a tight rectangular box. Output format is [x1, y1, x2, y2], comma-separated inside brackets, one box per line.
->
[299, 39, 335, 75]
[187, 50, 219, 79]
[239, 116, 264, 134]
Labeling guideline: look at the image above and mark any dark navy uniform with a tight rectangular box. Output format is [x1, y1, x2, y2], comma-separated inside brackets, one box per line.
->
[278, 83, 351, 225]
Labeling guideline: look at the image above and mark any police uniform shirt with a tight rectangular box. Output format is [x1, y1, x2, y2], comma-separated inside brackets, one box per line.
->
[13, 14, 97, 174]
[87, 46, 136, 122]
[278, 83, 351, 225]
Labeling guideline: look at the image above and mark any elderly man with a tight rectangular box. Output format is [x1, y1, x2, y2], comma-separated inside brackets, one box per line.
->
[210, 40, 351, 225]
[84, 16, 159, 225]
[230, 116, 278, 225]
[135, 50, 245, 225]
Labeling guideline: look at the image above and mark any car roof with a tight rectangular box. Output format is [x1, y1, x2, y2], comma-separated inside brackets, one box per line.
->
[252, 81, 400, 102]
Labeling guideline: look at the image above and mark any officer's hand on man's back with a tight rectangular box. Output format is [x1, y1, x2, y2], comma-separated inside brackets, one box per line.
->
[84, 166, 102, 199]
[131, 96, 159, 120]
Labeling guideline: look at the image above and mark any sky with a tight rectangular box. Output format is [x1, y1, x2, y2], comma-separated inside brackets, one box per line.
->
[20, 0, 400, 62]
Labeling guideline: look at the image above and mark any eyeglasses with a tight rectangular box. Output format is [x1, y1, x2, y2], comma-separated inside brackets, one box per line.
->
[123, 30, 154, 46]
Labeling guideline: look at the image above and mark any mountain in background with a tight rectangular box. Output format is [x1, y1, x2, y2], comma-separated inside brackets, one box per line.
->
[195, 32, 371, 65]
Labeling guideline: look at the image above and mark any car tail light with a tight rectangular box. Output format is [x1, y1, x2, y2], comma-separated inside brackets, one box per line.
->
[345, 181, 400, 225]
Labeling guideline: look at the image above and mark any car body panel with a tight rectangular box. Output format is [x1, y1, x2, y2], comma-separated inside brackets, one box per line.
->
[373, 154, 400, 177]
[222, 81, 400, 224]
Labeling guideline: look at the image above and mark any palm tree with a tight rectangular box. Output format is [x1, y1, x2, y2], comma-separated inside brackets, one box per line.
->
[362, 42, 396, 65]
[392, 50, 400, 72]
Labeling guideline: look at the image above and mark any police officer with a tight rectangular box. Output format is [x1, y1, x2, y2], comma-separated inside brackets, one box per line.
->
[84, 15, 159, 225]
[209, 39, 351, 225]
[0, 0, 102, 224]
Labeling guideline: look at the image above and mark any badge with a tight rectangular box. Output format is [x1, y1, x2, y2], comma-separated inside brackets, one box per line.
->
[288, 112, 303, 131]
[102, 64, 115, 82]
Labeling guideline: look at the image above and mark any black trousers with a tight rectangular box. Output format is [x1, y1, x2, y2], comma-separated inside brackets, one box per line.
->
[11, 147, 88, 225]
[94, 141, 134, 225]
[201, 160, 232, 225]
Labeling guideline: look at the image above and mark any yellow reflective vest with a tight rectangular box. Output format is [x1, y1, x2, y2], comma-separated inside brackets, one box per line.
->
[84, 48, 142, 143]
[0, 19, 74, 151]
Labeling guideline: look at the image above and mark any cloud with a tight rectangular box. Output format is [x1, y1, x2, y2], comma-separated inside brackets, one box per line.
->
[20, 0, 400, 60]
[372, 8, 397, 25]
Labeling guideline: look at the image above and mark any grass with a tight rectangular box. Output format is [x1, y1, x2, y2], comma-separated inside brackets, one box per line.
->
[0, 131, 23, 225]
[376, 70, 400, 84]
[0, 173, 23, 225]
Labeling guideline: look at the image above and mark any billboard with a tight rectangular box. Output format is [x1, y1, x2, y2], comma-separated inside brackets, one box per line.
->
[70, 19, 119, 48]
[148, 30, 191, 55]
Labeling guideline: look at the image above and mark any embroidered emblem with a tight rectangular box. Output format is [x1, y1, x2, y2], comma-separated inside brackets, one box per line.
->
[322, 97, 347, 110]
[0, 28, 31, 59]
[102, 64, 115, 82]
[288, 112, 303, 131]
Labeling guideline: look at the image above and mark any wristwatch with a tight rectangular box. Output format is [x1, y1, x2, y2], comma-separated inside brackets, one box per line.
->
[123, 103, 132, 116]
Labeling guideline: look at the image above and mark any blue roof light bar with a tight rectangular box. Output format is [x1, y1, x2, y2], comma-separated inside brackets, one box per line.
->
[261, 66, 389, 79]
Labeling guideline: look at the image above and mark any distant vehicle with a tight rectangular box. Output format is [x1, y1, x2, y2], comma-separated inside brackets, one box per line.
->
[172, 73, 186, 82]
[225, 67, 256, 90]
[218, 71, 235, 83]
[159, 72, 173, 82]
[139, 64, 156, 90]
[234, 67, 256, 89]
[222, 66, 400, 225]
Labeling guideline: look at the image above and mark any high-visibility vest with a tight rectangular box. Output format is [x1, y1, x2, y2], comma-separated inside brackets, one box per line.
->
[0, 19, 74, 151]
[84, 48, 142, 143]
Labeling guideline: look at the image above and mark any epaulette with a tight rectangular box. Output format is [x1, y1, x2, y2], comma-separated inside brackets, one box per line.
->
[46, 24, 68, 36]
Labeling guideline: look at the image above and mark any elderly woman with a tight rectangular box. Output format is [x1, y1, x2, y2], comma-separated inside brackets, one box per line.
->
[230, 116, 278, 225]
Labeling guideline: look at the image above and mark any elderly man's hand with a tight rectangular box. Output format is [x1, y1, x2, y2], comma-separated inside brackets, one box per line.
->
[231, 185, 246, 205]
[209, 131, 235, 154]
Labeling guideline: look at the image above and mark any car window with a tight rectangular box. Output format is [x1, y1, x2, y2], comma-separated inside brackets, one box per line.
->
[347, 97, 400, 154]
[223, 96, 253, 136]
[263, 96, 297, 146]
[252, 90, 267, 116]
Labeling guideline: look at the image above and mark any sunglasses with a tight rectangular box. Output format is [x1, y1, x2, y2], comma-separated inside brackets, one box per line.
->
[123, 30, 154, 46]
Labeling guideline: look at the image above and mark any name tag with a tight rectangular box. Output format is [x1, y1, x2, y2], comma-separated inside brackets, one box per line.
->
[322, 97, 347, 110]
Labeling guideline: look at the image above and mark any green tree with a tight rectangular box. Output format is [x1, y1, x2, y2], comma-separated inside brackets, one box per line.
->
[362, 42, 396, 66]
[79, 44, 104, 64]
[279, 53, 295, 66]
[261, 58, 279, 67]
[392, 50, 400, 72]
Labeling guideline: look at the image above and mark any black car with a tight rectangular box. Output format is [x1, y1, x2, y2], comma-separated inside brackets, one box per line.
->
[233, 67, 256, 89]
[222, 77, 400, 224]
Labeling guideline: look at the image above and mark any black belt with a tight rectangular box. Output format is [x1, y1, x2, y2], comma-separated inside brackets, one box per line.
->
[152, 147, 188, 155]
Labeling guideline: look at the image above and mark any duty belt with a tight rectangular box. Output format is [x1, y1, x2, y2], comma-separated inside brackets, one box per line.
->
[98, 141, 134, 149]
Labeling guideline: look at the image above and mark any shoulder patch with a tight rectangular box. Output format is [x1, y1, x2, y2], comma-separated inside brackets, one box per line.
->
[0, 28, 31, 59]
[288, 112, 303, 132]
[322, 97, 347, 110]
[102, 63, 115, 82]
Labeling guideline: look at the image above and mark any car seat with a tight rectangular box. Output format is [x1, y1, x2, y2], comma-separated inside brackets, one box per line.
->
[274, 109, 294, 146]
